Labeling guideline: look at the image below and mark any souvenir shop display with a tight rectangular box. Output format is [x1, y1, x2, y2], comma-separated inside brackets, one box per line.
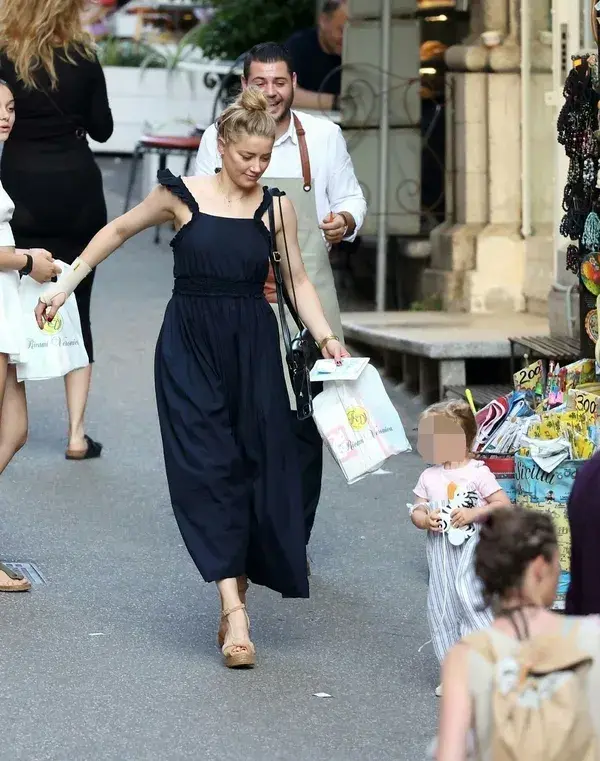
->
[451, 3, 600, 610]
[469, 356, 600, 608]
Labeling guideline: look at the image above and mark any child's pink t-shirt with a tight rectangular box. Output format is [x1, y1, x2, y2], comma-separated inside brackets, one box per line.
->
[413, 459, 501, 511]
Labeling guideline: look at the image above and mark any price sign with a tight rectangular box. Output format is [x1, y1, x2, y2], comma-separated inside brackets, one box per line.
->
[574, 390, 599, 419]
[514, 359, 543, 391]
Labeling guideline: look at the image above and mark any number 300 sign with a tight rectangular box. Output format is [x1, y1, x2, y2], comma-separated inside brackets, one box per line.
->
[574, 391, 598, 417]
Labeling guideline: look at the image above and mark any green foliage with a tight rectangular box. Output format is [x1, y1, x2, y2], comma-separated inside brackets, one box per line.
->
[137, 25, 205, 74]
[409, 294, 443, 312]
[197, 0, 316, 61]
[97, 37, 164, 68]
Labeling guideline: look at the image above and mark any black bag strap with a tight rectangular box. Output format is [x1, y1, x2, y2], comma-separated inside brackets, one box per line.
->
[265, 188, 305, 336]
[40, 86, 86, 140]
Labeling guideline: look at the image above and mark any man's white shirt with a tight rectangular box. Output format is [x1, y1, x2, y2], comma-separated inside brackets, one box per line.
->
[194, 110, 366, 244]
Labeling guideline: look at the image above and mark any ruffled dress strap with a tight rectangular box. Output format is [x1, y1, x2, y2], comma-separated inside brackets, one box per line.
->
[157, 169, 200, 216]
[259, 185, 286, 214]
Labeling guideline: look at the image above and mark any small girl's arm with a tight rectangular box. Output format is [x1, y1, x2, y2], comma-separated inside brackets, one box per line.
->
[409, 497, 431, 530]
[474, 488, 511, 522]
[471, 465, 512, 523]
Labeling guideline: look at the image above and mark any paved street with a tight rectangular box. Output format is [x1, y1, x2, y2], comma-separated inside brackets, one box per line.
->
[1, 158, 437, 761]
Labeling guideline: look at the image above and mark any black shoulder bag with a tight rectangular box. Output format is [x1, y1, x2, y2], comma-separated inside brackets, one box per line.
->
[266, 189, 320, 421]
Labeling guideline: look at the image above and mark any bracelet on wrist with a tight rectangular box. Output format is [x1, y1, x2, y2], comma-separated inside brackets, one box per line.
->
[317, 334, 339, 351]
[18, 252, 33, 277]
[408, 502, 429, 517]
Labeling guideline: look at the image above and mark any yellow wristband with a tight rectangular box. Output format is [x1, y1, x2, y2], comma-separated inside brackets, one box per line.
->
[317, 334, 339, 351]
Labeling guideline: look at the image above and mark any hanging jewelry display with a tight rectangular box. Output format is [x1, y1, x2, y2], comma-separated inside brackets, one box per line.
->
[592, 2, 600, 367]
[558, 53, 600, 358]
[582, 210, 600, 249]
[566, 244, 582, 275]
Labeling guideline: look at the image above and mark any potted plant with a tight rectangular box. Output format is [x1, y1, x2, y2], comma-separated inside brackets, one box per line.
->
[92, 29, 235, 154]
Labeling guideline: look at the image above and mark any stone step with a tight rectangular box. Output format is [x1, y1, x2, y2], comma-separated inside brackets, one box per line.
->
[341, 310, 549, 403]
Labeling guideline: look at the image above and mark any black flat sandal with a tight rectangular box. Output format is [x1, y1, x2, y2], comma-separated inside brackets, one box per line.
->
[65, 435, 103, 461]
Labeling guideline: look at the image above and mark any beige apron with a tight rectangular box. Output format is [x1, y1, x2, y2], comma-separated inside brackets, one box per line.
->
[264, 115, 345, 410]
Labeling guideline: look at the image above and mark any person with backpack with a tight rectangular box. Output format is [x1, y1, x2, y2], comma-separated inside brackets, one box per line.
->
[433, 508, 600, 761]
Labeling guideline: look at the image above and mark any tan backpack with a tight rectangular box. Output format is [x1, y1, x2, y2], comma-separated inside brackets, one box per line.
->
[464, 622, 598, 761]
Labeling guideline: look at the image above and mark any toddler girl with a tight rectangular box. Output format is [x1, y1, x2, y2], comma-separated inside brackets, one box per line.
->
[409, 400, 511, 695]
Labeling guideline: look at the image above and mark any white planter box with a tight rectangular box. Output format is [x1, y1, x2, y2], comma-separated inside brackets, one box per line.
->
[89, 61, 236, 155]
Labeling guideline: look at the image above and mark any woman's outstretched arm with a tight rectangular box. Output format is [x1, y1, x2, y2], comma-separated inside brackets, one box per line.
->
[69, 185, 175, 270]
[35, 186, 176, 326]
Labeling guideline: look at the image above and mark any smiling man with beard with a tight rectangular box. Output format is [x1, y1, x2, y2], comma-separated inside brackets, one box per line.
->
[195, 42, 366, 564]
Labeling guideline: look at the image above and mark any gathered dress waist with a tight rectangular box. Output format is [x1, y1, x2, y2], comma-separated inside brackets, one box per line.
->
[173, 276, 264, 298]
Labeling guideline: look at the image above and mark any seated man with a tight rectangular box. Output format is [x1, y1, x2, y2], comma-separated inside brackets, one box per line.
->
[285, 0, 347, 113]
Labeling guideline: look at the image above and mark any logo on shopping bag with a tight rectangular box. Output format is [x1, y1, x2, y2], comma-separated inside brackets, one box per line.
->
[42, 313, 63, 335]
[346, 406, 368, 431]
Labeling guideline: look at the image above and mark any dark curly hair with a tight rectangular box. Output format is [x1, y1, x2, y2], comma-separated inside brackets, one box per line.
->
[475, 508, 557, 610]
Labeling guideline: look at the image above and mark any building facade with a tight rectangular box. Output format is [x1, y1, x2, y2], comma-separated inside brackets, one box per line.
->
[422, 0, 591, 337]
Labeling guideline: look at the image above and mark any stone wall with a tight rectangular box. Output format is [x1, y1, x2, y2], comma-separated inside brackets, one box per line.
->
[423, 0, 554, 317]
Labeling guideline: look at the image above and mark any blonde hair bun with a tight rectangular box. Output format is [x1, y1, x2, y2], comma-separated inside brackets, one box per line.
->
[239, 86, 269, 113]
[217, 85, 276, 144]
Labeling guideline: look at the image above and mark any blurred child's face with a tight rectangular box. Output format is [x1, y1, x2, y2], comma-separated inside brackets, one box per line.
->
[417, 414, 467, 464]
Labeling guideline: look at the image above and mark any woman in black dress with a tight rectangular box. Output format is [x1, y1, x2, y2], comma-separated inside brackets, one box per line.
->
[0, 0, 113, 459]
[36, 87, 349, 668]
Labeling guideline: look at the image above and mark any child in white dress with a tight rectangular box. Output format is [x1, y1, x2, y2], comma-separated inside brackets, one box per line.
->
[409, 400, 511, 695]
[0, 78, 59, 592]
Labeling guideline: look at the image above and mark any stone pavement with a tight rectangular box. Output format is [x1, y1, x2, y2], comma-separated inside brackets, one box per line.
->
[1, 158, 437, 761]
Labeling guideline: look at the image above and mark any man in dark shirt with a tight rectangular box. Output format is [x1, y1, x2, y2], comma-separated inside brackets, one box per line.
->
[285, 0, 348, 112]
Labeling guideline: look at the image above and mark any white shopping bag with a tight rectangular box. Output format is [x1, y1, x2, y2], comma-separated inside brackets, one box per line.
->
[312, 364, 411, 484]
[16, 260, 89, 381]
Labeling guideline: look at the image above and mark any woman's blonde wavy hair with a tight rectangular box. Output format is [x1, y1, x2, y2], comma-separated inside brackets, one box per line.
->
[0, 0, 95, 90]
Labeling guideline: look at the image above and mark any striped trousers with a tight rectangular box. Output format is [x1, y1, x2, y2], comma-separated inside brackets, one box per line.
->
[426, 530, 493, 664]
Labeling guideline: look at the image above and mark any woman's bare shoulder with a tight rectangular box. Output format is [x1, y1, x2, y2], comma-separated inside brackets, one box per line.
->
[181, 174, 215, 196]
[273, 193, 296, 224]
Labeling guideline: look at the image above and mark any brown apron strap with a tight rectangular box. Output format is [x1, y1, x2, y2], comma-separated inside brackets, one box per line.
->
[293, 113, 312, 192]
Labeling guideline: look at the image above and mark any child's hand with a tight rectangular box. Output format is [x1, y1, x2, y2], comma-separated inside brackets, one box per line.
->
[450, 508, 474, 528]
[428, 509, 442, 532]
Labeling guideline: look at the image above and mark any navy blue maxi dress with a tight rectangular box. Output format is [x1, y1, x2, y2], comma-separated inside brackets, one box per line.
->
[154, 170, 309, 599]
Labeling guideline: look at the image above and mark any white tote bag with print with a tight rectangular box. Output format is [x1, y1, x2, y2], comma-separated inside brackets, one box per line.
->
[16, 261, 89, 381]
[312, 364, 411, 484]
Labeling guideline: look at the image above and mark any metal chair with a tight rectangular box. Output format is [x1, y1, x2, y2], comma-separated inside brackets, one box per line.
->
[123, 131, 204, 244]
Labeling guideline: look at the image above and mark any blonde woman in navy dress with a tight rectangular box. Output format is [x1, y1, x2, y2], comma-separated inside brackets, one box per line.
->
[35, 87, 349, 668]
[0, 79, 60, 592]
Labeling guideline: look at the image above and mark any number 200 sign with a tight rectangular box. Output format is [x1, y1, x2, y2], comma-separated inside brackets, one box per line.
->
[514, 360, 542, 391]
